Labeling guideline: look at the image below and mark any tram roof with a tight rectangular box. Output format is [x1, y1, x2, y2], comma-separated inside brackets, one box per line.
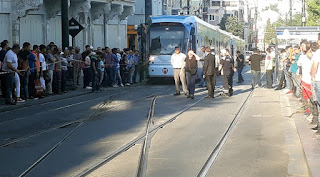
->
[148, 15, 244, 41]
[149, 15, 218, 30]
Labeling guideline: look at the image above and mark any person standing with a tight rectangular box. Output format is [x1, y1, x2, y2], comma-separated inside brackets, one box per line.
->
[2, 44, 20, 105]
[220, 49, 236, 96]
[120, 48, 129, 86]
[45, 45, 56, 95]
[127, 50, 135, 85]
[28, 45, 39, 99]
[114, 48, 124, 86]
[61, 49, 69, 93]
[103, 47, 115, 87]
[53, 47, 62, 94]
[184, 50, 201, 99]
[203, 46, 217, 98]
[171, 46, 188, 96]
[265, 48, 274, 89]
[198, 46, 207, 87]
[90, 52, 100, 92]
[132, 50, 139, 83]
[0, 40, 9, 98]
[249, 49, 263, 89]
[18, 42, 31, 100]
[73, 47, 82, 86]
[311, 41, 320, 134]
[236, 51, 245, 83]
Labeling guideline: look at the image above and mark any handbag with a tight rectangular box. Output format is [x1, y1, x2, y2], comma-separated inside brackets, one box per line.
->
[35, 79, 45, 97]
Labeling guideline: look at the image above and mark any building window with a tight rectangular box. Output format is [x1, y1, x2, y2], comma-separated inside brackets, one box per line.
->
[211, 1, 220, 6]
[209, 15, 215, 21]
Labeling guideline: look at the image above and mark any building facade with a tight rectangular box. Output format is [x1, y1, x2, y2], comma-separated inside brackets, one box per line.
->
[0, 0, 135, 51]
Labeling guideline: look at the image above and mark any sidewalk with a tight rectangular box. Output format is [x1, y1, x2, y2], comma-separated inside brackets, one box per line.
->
[209, 88, 314, 177]
[283, 90, 320, 177]
[0, 87, 91, 113]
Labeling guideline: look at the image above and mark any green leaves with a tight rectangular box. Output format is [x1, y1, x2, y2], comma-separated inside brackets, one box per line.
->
[219, 16, 244, 38]
[306, 0, 320, 26]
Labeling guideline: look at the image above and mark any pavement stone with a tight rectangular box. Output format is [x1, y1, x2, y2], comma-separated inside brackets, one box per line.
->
[208, 88, 310, 177]
[284, 92, 320, 177]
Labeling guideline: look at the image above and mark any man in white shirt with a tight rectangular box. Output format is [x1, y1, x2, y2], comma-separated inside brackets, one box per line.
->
[2, 44, 20, 105]
[171, 46, 187, 96]
[310, 41, 320, 133]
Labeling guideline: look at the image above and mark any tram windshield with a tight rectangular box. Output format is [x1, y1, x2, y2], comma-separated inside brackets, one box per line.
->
[149, 23, 188, 55]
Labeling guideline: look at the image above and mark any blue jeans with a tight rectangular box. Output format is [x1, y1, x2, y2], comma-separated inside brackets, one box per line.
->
[105, 67, 114, 86]
[237, 66, 244, 82]
[251, 70, 261, 87]
[115, 67, 123, 85]
[313, 81, 320, 124]
[20, 71, 29, 99]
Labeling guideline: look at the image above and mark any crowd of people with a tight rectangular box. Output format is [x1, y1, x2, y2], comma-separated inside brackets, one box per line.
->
[0, 40, 141, 105]
[274, 34, 320, 133]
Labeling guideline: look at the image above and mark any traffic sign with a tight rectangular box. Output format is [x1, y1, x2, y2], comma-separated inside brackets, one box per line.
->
[69, 18, 84, 38]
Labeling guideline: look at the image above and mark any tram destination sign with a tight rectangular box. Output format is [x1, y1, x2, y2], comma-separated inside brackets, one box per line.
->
[69, 18, 84, 38]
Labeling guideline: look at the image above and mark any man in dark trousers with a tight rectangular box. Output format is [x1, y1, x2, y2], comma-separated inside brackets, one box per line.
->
[220, 49, 235, 96]
[249, 48, 263, 89]
[236, 51, 245, 83]
[203, 46, 217, 98]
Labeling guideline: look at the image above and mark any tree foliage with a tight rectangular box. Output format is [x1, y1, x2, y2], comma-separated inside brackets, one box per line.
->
[218, 15, 227, 30]
[263, 4, 279, 12]
[224, 16, 244, 38]
[306, 0, 320, 26]
[264, 19, 276, 45]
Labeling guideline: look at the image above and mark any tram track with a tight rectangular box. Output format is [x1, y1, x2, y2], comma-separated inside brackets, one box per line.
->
[197, 72, 266, 177]
[1, 88, 173, 148]
[8, 66, 254, 176]
[76, 67, 255, 177]
[16, 88, 173, 177]
[76, 89, 209, 177]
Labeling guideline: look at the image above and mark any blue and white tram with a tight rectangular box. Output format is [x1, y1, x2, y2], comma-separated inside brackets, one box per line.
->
[146, 15, 244, 78]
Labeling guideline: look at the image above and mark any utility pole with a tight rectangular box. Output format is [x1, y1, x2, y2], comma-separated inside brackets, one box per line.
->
[289, 0, 292, 26]
[145, 0, 152, 22]
[61, 0, 69, 49]
[187, 0, 190, 15]
[302, 0, 306, 26]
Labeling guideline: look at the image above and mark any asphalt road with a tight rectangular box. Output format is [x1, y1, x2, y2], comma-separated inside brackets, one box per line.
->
[0, 66, 272, 177]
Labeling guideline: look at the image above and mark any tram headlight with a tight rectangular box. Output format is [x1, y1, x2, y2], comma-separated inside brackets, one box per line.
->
[149, 55, 156, 62]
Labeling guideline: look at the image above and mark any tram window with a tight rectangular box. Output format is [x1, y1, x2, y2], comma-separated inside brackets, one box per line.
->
[149, 24, 188, 55]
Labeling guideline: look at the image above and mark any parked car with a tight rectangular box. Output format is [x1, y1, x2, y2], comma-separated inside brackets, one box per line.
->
[245, 51, 253, 63]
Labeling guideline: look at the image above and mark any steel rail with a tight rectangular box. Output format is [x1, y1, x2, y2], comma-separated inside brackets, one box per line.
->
[17, 88, 173, 177]
[197, 71, 266, 177]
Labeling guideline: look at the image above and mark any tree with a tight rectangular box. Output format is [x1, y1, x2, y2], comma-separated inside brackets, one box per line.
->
[263, 4, 279, 12]
[306, 0, 320, 26]
[291, 14, 302, 26]
[225, 16, 244, 38]
[218, 15, 227, 30]
[264, 19, 276, 45]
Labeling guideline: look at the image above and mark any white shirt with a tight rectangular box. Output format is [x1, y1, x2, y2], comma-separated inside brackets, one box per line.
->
[39, 53, 47, 71]
[171, 53, 186, 69]
[265, 54, 273, 71]
[298, 54, 312, 84]
[3, 50, 18, 72]
[312, 49, 320, 81]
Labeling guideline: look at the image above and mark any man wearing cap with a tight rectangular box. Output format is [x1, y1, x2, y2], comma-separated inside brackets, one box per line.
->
[171, 46, 188, 96]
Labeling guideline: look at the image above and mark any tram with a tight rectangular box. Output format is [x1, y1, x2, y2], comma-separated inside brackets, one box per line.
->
[146, 15, 245, 78]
